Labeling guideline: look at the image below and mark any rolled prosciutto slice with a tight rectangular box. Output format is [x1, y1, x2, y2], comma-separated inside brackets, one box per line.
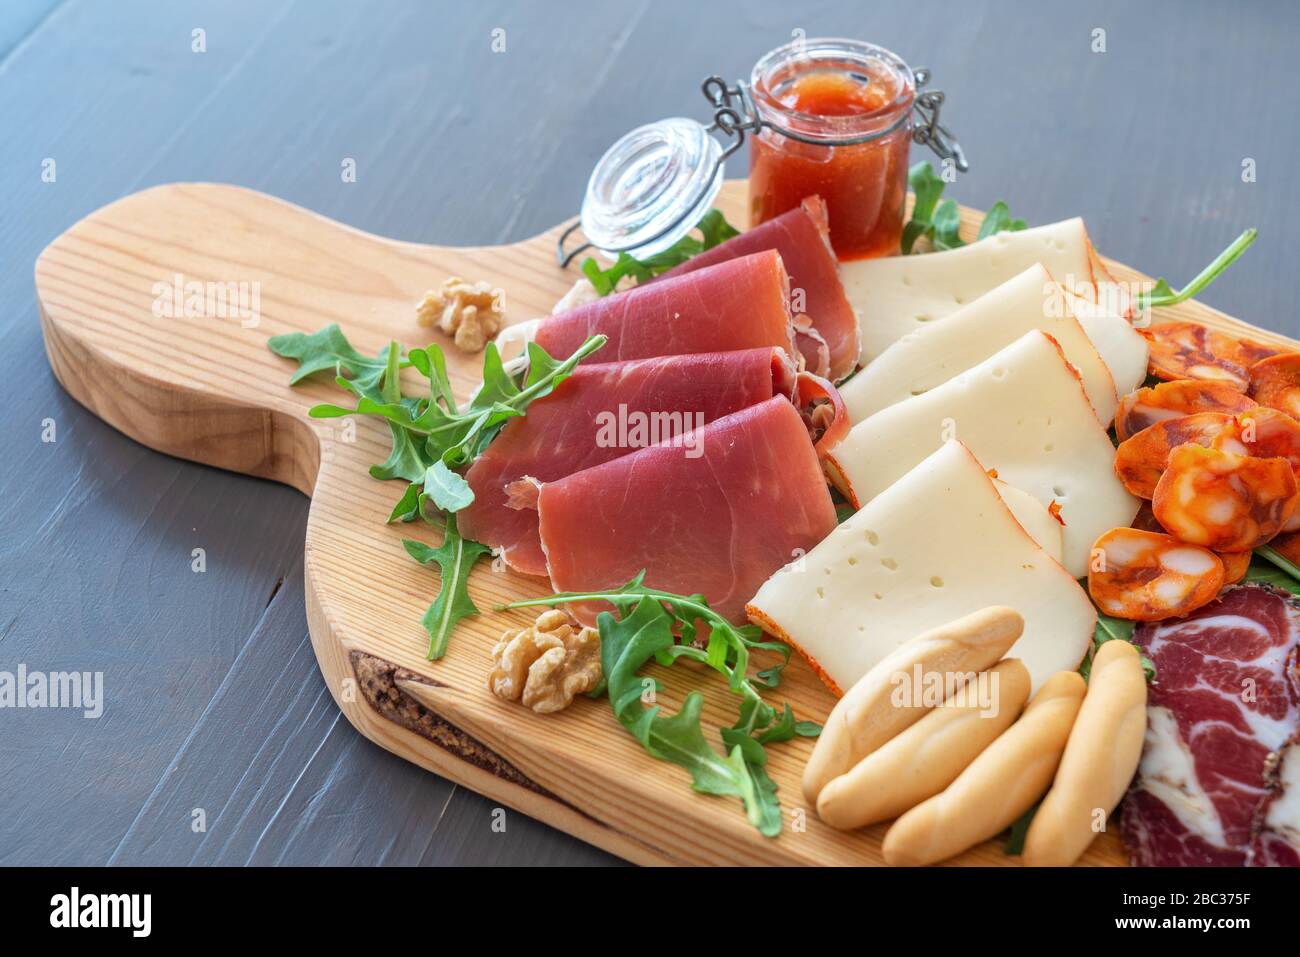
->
[655, 196, 860, 383]
[535, 396, 838, 624]
[458, 348, 798, 576]
[534, 250, 795, 362]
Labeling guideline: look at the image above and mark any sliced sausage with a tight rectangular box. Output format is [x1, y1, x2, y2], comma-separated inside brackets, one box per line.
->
[1152, 444, 1297, 551]
[1088, 527, 1224, 621]
[1115, 379, 1257, 442]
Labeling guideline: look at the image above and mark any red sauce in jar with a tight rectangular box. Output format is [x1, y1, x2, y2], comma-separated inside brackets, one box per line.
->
[749, 43, 915, 260]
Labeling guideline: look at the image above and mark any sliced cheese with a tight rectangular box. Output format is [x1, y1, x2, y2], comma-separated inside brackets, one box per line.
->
[826, 330, 1140, 576]
[1068, 292, 1150, 396]
[842, 217, 1108, 364]
[840, 264, 1119, 426]
[994, 477, 1063, 563]
[747, 440, 1097, 693]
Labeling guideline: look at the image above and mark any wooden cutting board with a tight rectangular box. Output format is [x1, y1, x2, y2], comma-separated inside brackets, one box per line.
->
[35, 179, 1293, 866]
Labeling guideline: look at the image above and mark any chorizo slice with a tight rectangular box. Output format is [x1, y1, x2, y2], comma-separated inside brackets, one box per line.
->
[1219, 407, 1300, 530]
[1088, 527, 1224, 621]
[1115, 379, 1257, 442]
[1249, 353, 1300, 421]
[1152, 444, 1298, 551]
[1144, 321, 1282, 391]
[1217, 550, 1251, 585]
[1113, 412, 1236, 498]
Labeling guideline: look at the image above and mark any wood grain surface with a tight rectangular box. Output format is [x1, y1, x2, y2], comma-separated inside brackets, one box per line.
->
[36, 177, 1296, 865]
[5, 0, 1298, 868]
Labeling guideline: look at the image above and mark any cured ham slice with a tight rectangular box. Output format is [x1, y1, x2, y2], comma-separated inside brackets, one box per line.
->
[534, 250, 796, 363]
[1122, 584, 1300, 866]
[655, 197, 861, 382]
[535, 396, 838, 624]
[458, 348, 797, 576]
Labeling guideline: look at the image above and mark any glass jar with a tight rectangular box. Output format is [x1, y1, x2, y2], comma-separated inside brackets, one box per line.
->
[557, 38, 963, 269]
[748, 38, 916, 260]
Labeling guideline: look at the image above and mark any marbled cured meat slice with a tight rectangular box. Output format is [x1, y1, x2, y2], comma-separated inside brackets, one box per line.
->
[535, 396, 838, 624]
[1122, 584, 1300, 866]
[457, 348, 797, 576]
[1250, 740, 1300, 866]
[535, 250, 796, 363]
[655, 196, 861, 382]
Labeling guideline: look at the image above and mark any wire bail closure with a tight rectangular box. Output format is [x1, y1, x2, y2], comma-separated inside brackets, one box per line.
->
[700, 68, 967, 172]
[556, 66, 967, 270]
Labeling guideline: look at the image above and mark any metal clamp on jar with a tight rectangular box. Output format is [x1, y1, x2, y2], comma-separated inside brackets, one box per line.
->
[558, 37, 964, 267]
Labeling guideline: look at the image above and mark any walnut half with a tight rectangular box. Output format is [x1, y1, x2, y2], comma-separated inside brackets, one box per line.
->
[416, 276, 504, 352]
[488, 610, 601, 714]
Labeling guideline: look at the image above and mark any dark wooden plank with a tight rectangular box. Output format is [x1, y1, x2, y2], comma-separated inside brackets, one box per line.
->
[2, 0, 1297, 867]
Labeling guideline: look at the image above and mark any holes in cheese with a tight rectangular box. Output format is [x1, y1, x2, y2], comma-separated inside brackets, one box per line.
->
[840, 264, 1122, 427]
[826, 331, 1141, 577]
[841, 218, 1113, 364]
[746, 440, 1098, 696]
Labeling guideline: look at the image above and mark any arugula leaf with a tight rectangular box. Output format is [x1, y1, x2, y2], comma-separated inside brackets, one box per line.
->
[402, 515, 491, 659]
[272, 324, 607, 658]
[1138, 229, 1258, 312]
[503, 572, 818, 836]
[595, 597, 783, 835]
[901, 162, 1026, 254]
[309, 334, 605, 515]
[421, 460, 474, 513]
[580, 209, 741, 297]
[1078, 603, 1155, 683]
[976, 200, 1027, 241]
[268, 324, 400, 397]
[1248, 547, 1300, 594]
[1004, 802, 1039, 855]
[901, 161, 946, 254]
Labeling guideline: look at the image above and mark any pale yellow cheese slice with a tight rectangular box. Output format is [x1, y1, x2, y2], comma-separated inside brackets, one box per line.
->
[825, 330, 1140, 577]
[747, 440, 1097, 694]
[840, 264, 1120, 426]
[1068, 293, 1150, 396]
[841, 218, 1107, 364]
[994, 477, 1063, 564]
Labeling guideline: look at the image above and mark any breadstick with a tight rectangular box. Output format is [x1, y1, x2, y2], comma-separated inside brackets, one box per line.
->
[803, 606, 1024, 803]
[816, 658, 1031, 830]
[1021, 640, 1148, 866]
[881, 671, 1085, 866]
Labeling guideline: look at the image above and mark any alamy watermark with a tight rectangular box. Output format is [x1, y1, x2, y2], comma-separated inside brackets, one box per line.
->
[151, 272, 261, 328]
[594, 405, 706, 458]
[0, 665, 103, 718]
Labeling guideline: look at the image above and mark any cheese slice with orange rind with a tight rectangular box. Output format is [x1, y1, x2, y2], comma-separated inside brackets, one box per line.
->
[825, 330, 1140, 577]
[841, 217, 1116, 364]
[747, 440, 1097, 696]
[840, 264, 1127, 427]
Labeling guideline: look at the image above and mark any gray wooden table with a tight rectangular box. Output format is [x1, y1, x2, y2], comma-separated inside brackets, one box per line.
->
[2, 0, 1296, 866]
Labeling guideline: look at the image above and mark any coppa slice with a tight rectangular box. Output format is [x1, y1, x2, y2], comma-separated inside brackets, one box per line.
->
[1122, 584, 1300, 867]
[841, 217, 1115, 363]
[536, 397, 837, 624]
[655, 196, 860, 383]
[458, 348, 797, 576]
[826, 330, 1141, 577]
[747, 440, 1097, 695]
[840, 264, 1122, 426]
[533, 250, 796, 362]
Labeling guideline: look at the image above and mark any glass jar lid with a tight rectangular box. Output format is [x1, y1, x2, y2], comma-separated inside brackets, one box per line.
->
[578, 117, 724, 261]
